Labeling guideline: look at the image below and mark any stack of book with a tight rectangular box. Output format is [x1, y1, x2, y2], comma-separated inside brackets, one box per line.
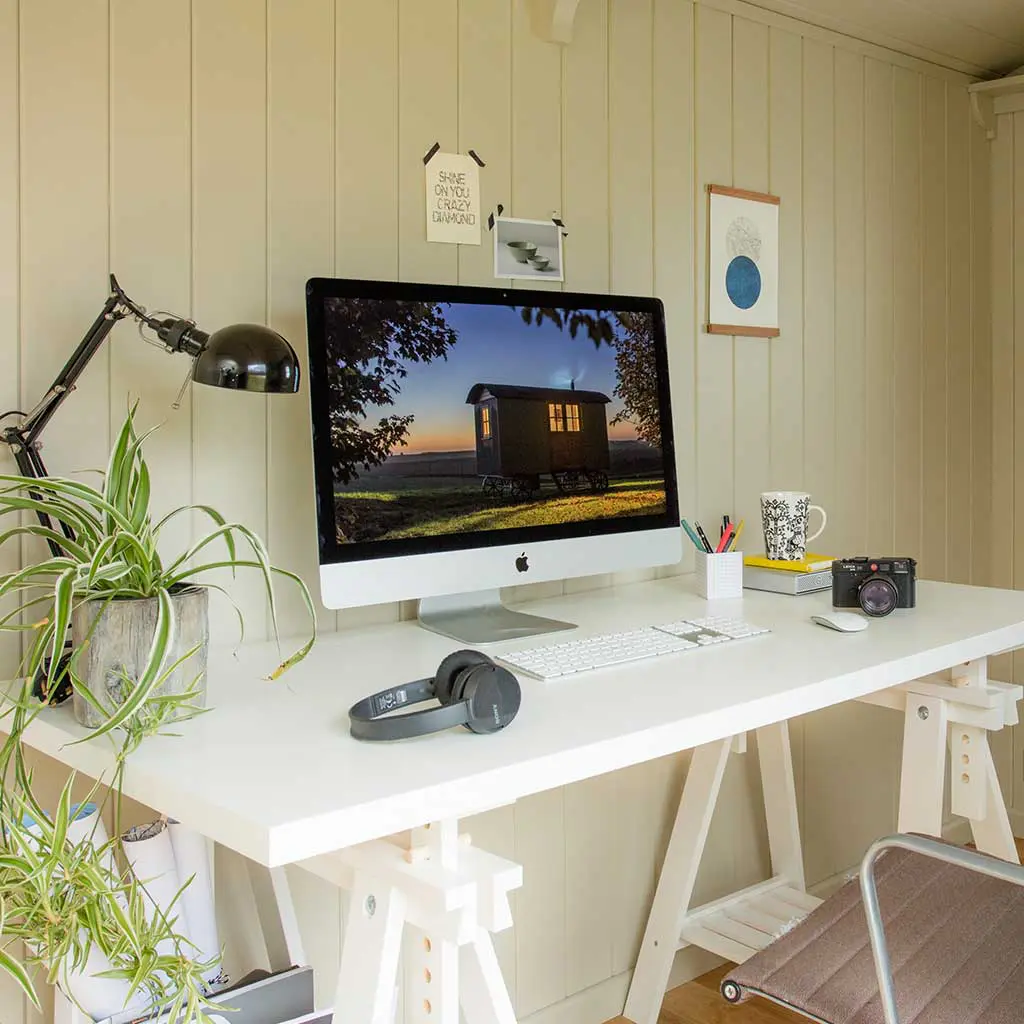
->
[743, 553, 834, 595]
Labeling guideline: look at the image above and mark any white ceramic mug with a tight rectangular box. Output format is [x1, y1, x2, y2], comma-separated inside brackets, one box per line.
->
[760, 491, 827, 561]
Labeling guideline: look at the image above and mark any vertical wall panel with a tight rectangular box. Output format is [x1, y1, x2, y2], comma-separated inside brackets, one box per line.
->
[192, 0, 270, 640]
[695, 5, 734, 524]
[398, 0, 458, 285]
[991, 118, 1014, 613]
[514, 789, 566, 1016]
[19, 0, 109, 476]
[768, 28, 804, 492]
[968, 108, 991, 593]
[267, 0, 336, 637]
[336, 0, 398, 282]
[801, 40, 835, 531]
[731, 18, 770, 529]
[893, 68, 923, 558]
[920, 77, 947, 581]
[832, 50, 866, 556]
[609, 0, 653, 298]
[946, 87, 972, 586]
[653, 0, 696, 567]
[109, 0, 193, 557]
[510, 0, 562, 281]
[458, 0, 511, 288]
[865, 59, 896, 552]
[563, 0, 609, 296]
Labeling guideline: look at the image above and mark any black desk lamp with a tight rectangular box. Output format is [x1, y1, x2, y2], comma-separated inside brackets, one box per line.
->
[1, 273, 301, 554]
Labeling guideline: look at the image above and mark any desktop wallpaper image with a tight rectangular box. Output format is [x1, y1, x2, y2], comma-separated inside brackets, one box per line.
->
[322, 298, 668, 544]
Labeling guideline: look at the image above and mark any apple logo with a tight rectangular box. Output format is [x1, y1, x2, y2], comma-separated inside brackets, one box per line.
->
[515, 552, 529, 573]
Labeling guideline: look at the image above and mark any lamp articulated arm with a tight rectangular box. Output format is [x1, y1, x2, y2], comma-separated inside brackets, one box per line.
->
[0, 272, 300, 556]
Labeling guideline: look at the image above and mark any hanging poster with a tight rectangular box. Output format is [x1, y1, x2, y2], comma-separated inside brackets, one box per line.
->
[707, 185, 780, 337]
[425, 152, 481, 245]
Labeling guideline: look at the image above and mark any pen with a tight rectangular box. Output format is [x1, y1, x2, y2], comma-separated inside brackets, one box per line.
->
[694, 522, 714, 554]
[680, 518, 704, 552]
[726, 518, 745, 551]
[715, 523, 735, 553]
[721, 514, 730, 539]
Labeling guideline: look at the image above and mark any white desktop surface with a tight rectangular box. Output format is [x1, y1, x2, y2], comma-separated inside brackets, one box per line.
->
[17, 576, 1024, 867]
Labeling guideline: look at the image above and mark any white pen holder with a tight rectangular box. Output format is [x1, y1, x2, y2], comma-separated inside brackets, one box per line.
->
[696, 549, 744, 600]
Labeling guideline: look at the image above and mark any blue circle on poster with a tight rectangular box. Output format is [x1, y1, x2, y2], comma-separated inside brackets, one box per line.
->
[725, 256, 761, 309]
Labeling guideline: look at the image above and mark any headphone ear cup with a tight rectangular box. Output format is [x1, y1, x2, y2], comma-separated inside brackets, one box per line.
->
[459, 664, 521, 734]
[434, 649, 494, 705]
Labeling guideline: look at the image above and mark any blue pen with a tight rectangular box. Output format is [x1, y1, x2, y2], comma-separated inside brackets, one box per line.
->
[680, 518, 704, 552]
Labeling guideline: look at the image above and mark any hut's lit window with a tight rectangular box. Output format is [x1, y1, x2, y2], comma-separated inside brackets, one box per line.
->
[480, 406, 492, 439]
[548, 403, 565, 432]
[565, 404, 581, 432]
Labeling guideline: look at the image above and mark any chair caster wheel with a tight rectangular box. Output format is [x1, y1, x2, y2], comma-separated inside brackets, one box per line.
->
[721, 980, 743, 1004]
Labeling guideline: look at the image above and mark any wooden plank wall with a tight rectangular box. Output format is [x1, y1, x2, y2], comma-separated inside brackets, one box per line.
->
[0, 1, 993, 1022]
[992, 111, 1024, 828]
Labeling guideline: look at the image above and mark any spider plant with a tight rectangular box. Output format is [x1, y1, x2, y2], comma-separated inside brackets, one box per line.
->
[0, 402, 317, 1019]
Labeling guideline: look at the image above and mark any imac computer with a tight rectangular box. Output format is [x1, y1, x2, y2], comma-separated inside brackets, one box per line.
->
[305, 278, 681, 643]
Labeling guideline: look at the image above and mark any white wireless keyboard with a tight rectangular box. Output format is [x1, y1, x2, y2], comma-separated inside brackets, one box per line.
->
[497, 615, 770, 680]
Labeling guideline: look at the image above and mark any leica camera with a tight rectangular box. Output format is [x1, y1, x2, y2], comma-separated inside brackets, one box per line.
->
[832, 557, 916, 617]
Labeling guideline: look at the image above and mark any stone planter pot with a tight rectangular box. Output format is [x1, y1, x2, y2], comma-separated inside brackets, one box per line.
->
[70, 585, 209, 729]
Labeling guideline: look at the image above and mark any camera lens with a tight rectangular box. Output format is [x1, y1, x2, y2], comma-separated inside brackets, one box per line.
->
[859, 575, 898, 617]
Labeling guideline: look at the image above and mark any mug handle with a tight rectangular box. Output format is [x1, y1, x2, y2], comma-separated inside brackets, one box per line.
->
[806, 504, 827, 545]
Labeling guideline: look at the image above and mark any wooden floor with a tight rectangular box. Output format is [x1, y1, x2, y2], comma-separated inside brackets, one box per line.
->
[605, 964, 802, 1024]
[605, 837, 1024, 1023]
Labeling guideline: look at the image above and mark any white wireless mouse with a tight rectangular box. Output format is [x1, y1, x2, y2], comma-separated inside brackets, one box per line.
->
[811, 611, 869, 633]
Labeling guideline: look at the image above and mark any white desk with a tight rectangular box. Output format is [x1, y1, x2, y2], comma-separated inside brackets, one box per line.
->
[19, 576, 1024, 1024]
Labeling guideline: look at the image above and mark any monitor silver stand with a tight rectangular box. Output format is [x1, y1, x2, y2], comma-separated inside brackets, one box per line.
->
[418, 590, 576, 645]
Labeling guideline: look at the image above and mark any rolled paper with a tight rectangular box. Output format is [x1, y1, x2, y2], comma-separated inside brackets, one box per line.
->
[168, 820, 224, 985]
[68, 802, 117, 879]
[122, 820, 191, 959]
[59, 941, 150, 1022]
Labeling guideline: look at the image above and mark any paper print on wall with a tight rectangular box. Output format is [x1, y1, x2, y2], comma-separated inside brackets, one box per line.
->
[706, 185, 780, 338]
[425, 152, 481, 245]
[493, 216, 564, 281]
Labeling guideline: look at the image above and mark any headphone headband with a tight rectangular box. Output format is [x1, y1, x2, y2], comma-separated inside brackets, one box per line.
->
[348, 678, 471, 741]
[347, 651, 521, 742]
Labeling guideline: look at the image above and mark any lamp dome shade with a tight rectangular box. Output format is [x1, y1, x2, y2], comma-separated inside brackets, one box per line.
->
[191, 323, 300, 393]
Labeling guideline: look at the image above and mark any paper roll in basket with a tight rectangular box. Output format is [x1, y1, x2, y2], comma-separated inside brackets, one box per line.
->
[122, 820, 191, 960]
[168, 819, 224, 985]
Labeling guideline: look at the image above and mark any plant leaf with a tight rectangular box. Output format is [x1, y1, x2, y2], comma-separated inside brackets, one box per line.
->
[0, 942, 41, 1009]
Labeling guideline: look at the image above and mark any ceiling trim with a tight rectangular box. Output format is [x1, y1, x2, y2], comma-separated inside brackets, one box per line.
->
[698, 0, 986, 83]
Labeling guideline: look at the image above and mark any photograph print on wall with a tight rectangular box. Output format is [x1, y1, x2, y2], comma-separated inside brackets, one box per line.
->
[493, 216, 565, 282]
[706, 185, 780, 338]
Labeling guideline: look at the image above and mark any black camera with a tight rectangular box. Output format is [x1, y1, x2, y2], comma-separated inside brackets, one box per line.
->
[832, 557, 916, 617]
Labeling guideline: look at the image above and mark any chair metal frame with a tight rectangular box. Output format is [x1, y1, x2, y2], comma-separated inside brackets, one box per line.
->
[859, 834, 1024, 1024]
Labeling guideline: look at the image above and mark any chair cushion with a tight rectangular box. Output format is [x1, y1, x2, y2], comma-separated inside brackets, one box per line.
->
[724, 847, 1024, 1023]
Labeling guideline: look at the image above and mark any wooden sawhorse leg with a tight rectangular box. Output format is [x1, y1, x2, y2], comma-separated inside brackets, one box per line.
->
[624, 722, 816, 1024]
[868, 658, 1021, 864]
[329, 818, 522, 1024]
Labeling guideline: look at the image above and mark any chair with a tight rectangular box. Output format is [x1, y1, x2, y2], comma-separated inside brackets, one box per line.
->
[720, 834, 1024, 1024]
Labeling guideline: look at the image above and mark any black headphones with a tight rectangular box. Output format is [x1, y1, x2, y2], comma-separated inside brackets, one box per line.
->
[348, 649, 521, 741]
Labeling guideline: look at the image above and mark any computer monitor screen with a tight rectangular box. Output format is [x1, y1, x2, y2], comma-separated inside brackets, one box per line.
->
[305, 278, 680, 636]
